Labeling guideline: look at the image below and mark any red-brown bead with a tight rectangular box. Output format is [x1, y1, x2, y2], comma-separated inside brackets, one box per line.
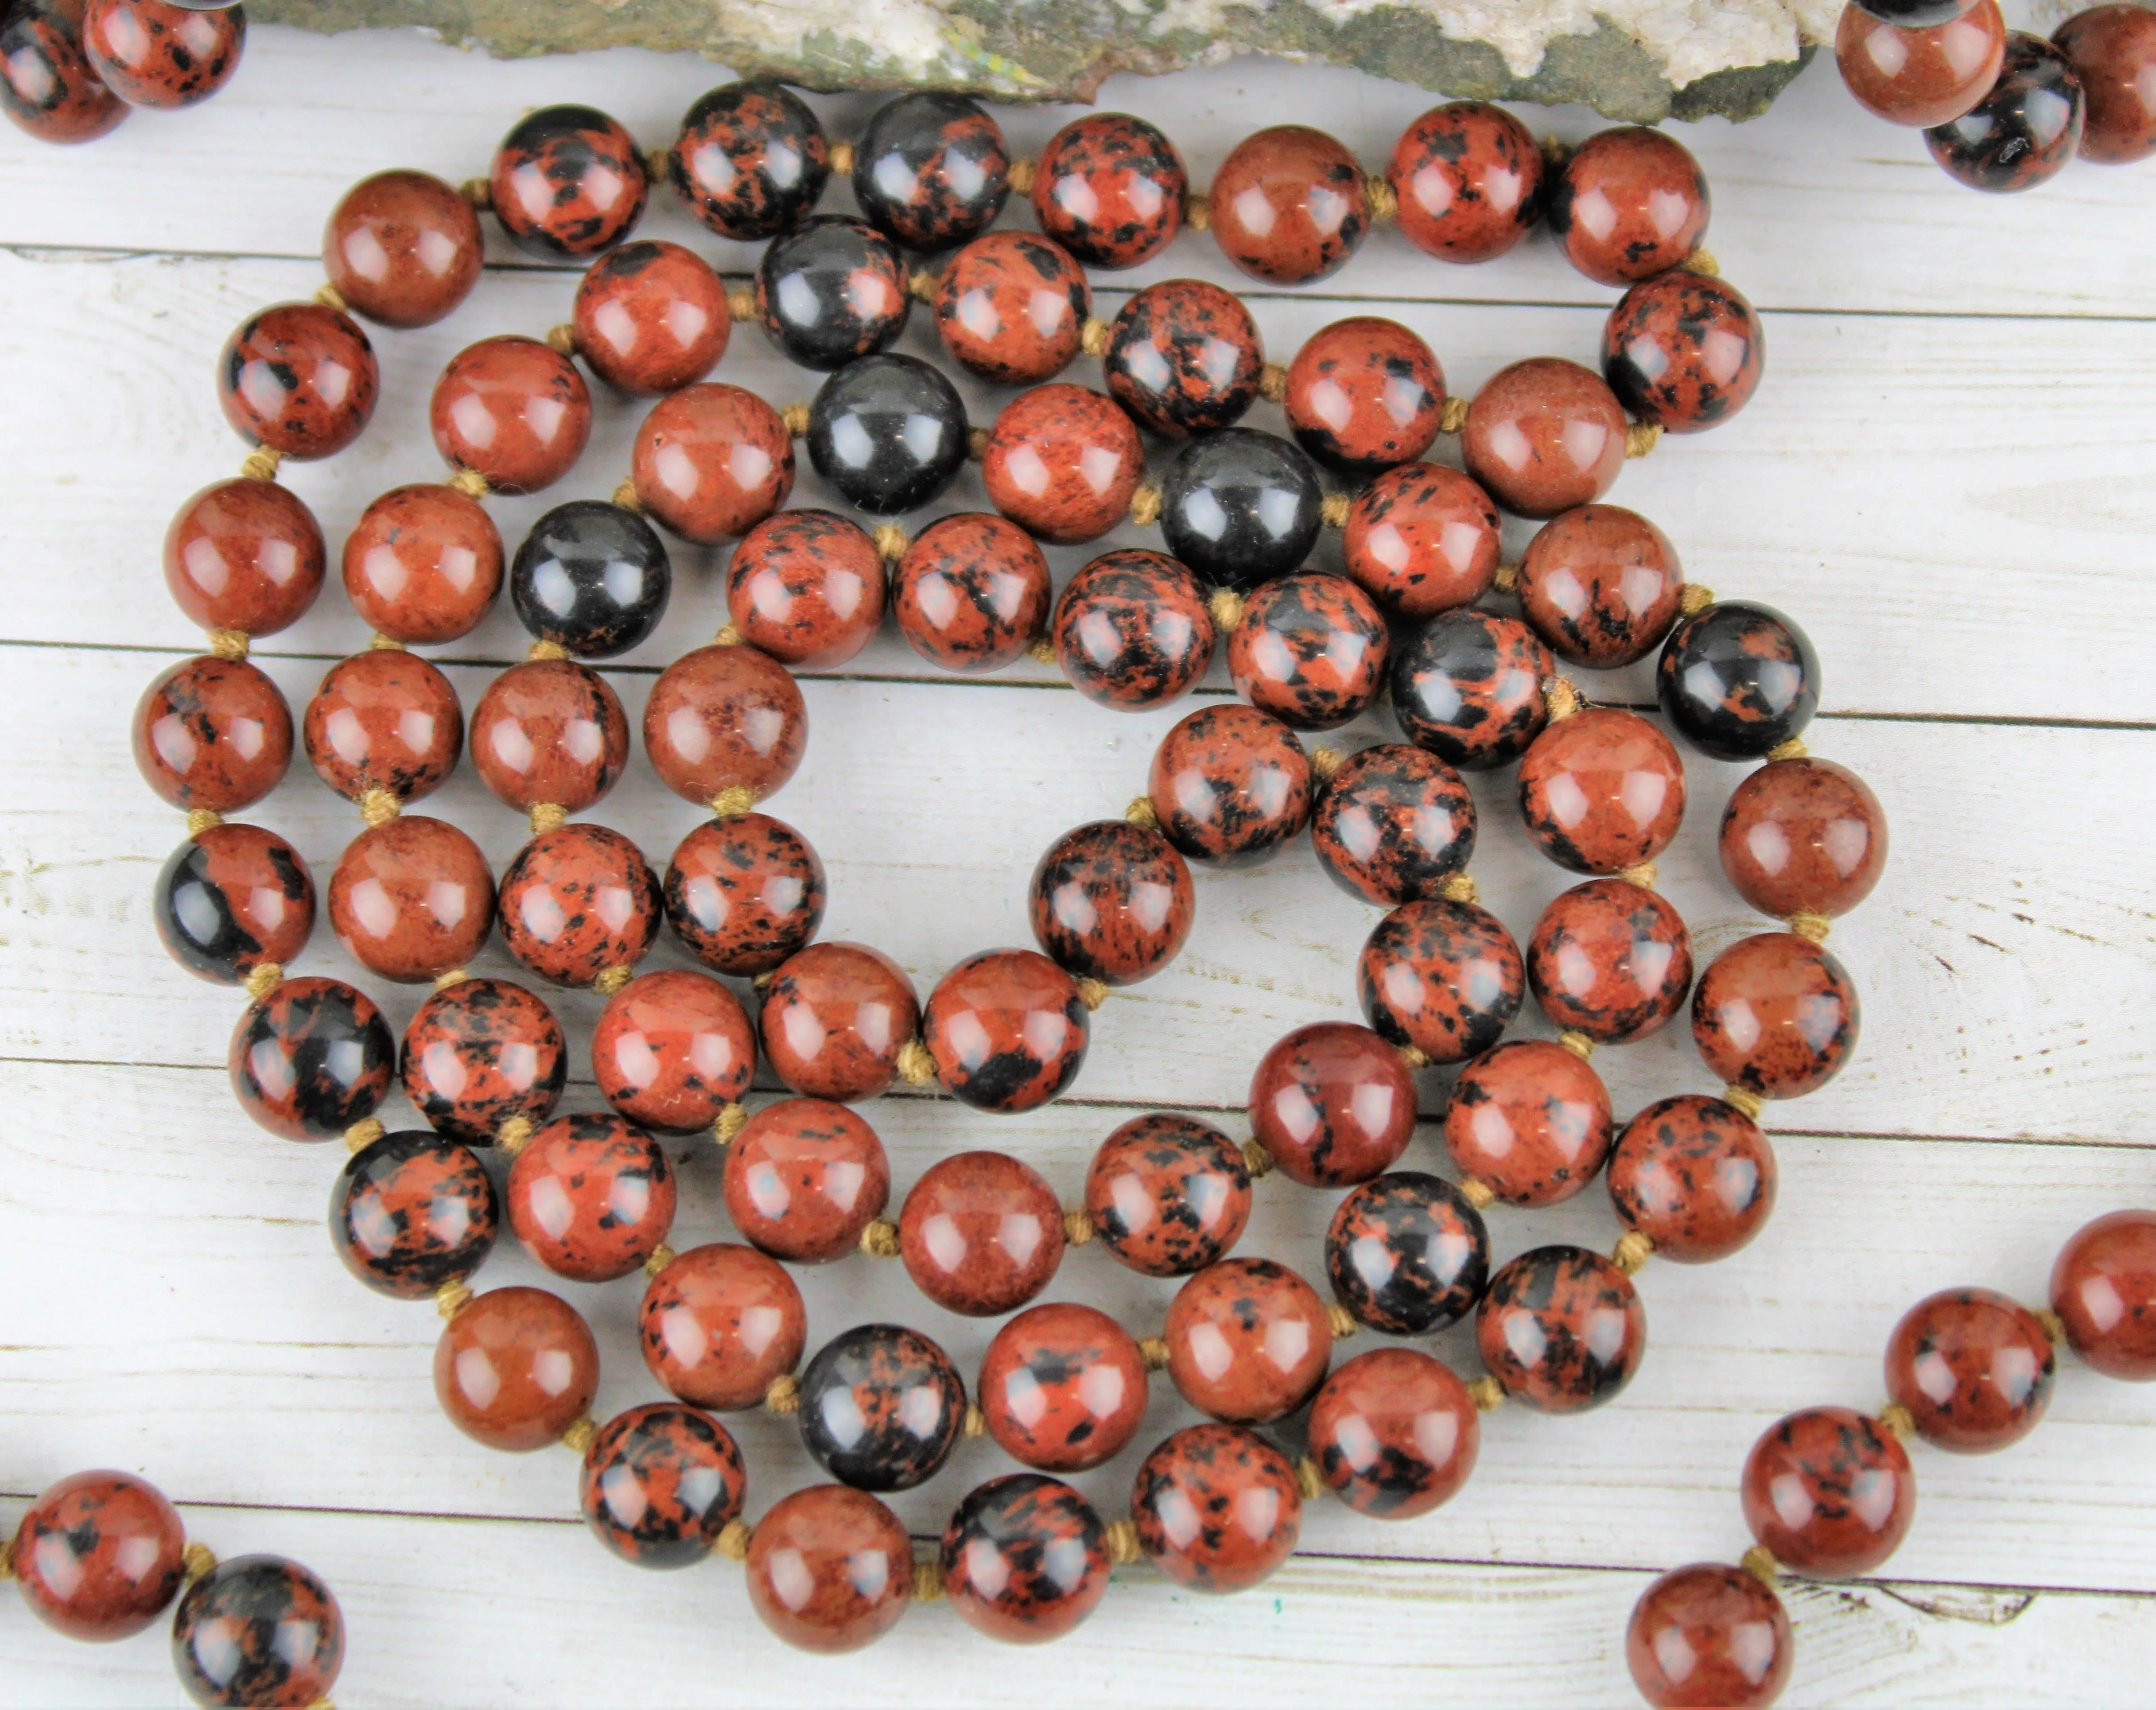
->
[978, 1302, 1149, 1473]
[1163, 1257, 1332, 1423]
[898, 1150, 1065, 1316]
[1208, 124, 1369, 285]
[1084, 1112, 1252, 1277]
[1461, 357, 1627, 520]
[643, 643, 807, 808]
[893, 513, 1053, 673]
[1283, 316, 1444, 476]
[10, 1470, 185, 1641]
[1131, 1423, 1301, 1593]
[1837, 0, 2008, 127]
[497, 822, 662, 989]
[430, 336, 592, 495]
[1608, 1094, 1776, 1264]
[1051, 548, 1215, 712]
[1445, 1039, 1613, 1207]
[470, 658, 628, 816]
[219, 303, 379, 461]
[922, 948, 1090, 1113]
[745, 1485, 912, 1653]
[1227, 569, 1389, 732]
[81, 0, 240, 110]
[759, 941, 920, 1103]
[593, 968, 754, 1135]
[1720, 758, 1889, 921]
[399, 975, 566, 1146]
[1547, 126, 1709, 287]
[342, 483, 504, 646]
[572, 240, 731, 396]
[2049, 1209, 2156, 1381]
[1741, 1406, 1915, 1577]
[982, 384, 1144, 545]
[1028, 818, 1194, 986]
[1248, 1020, 1417, 1188]
[1886, 1286, 2055, 1453]
[133, 655, 292, 813]
[164, 478, 325, 638]
[1627, 1562, 1793, 1710]
[631, 383, 794, 544]
[664, 812, 825, 978]
[327, 816, 494, 984]
[1518, 504, 1683, 668]
[1032, 111, 1186, 269]
[1527, 877, 1693, 1045]
[507, 1110, 675, 1282]
[0, 1, 127, 145]
[2055, 4, 2156, 163]
[1476, 1244, 1646, 1412]
[933, 230, 1090, 385]
[1517, 706, 1686, 876]
[1387, 101, 1544, 263]
[1692, 932, 1860, 1099]
[434, 1286, 600, 1451]
[723, 1097, 890, 1263]
[725, 509, 886, 669]
[1306, 1348, 1479, 1520]
[1342, 462, 1503, 619]
[640, 1241, 806, 1409]
[1146, 703, 1312, 869]
[303, 649, 463, 808]
[324, 169, 483, 329]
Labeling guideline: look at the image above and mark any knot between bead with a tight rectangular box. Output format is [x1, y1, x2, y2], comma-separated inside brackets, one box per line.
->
[1877, 1402, 1916, 1440]
[782, 401, 812, 439]
[726, 285, 758, 322]
[1080, 317, 1111, 358]
[1125, 795, 1160, 831]
[1240, 1138, 1276, 1180]
[1257, 362, 1290, 404]
[1309, 747, 1346, 783]
[593, 965, 634, 997]
[1466, 1375, 1507, 1412]
[1438, 872, 1480, 906]
[1612, 1229, 1655, 1275]
[239, 447, 282, 483]
[1319, 492, 1352, 531]
[1616, 862, 1658, 891]
[1721, 1084, 1767, 1122]
[1325, 1302, 1359, 1341]
[1543, 676, 1583, 722]
[432, 967, 468, 993]
[908, 268, 940, 305]
[710, 786, 758, 819]
[527, 638, 571, 662]
[873, 522, 911, 563]
[528, 802, 567, 837]
[495, 1115, 536, 1158]
[716, 1518, 753, 1562]
[611, 476, 642, 514]
[1686, 245, 1721, 277]
[1787, 911, 1832, 944]
[859, 1218, 901, 1259]
[764, 1372, 801, 1415]
[1557, 1030, 1596, 1060]
[186, 808, 224, 838]
[447, 466, 489, 500]
[560, 1416, 598, 1456]
[827, 140, 855, 177]
[1294, 1454, 1327, 1502]
[1128, 483, 1162, 528]
[1768, 737, 1810, 762]
[1075, 977, 1111, 1012]
[1137, 1335, 1171, 1372]
[1183, 190, 1211, 232]
[1104, 1518, 1143, 1565]
[1364, 175, 1398, 225]
[1063, 1206, 1095, 1246]
[1458, 1177, 1496, 1211]
[546, 323, 578, 358]
[241, 961, 283, 1004]
[1491, 561, 1520, 595]
[714, 1102, 747, 1146]
[358, 789, 402, 829]
[894, 1040, 938, 1088]
[1624, 421, 1662, 459]
[1006, 155, 1036, 194]
[435, 1279, 474, 1321]
[343, 1117, 385, 1155]
[1678, 583, 1716, 615]
[207, 628, 251, 661]
[181, 1541, 218, 1584]
[1740, 1545, 1779, 1586]
[913, 1558, 945, 1602]
[1438, 394, 1471, 435]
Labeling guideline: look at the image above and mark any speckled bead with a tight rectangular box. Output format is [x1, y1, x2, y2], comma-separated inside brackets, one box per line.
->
[1310, 742, 1476, 906]
[0, 2, 127, 144]
[1029, 819, 1194, 986]
[1226, 570, 1390, 731]
[759, 941, 920, 1102]
[980, 383, 1144, 545]
[1357, 898, 1525, 1065]
[978, 1303, 1149, 1474]
[1387, 101, 1544, 263]
[1249, 1020, 1417, 1189]
[218, 303, 378, 461]
[1657, 600, 1820, 762]
[134, 656, 292, 811]
[431, 336, 592, 495]
[1547, 126, 1709, 287]
[1032, 111, 1186, 269]
[1325, 1172, 1489, 1334]
[631, 383, 794, 545]
[665, 812, 827, 979]
[1626, 1562, 1794, 1710]
[2055, 4, 2156, 162]
[1476, 1244, 1646, 1412]
[580, 1402, 747, 1570]
[1342, 462, 1503, 619]
[81, 0, 241, 110]
[330, 1129, 499, 1299]
[1721, 758, 1888, 921]
[164, 478, 326, 638]
[327, 816, 494, 985]
[593, 968, 755, 1135]
[1084, 1112, 1252, 1277]
[154, 824, 313, 985]
[1445, 1039, 1614, 1207]
[1284, 316, 1445, 475]
[1131, 1424, 1301, 1593]
[1518, 707, 1687, 876]
[1147, 703, 1313, 868]
[934, 231, 1090, 384]
[922, 948, 1090, 1113]
[229, 975, 393, 1142]
[1928, 31, 2087, 190]
[1605, 271, 1765, 435]
[342, 484, 503, 646]
[898, 1149, 1065, 1316]
[754, 215, 910, 371]
[1527, 878, 1693, 1044]
[1165, 1257, 1333, 1423]
[639, 1242, 806, 1410]
[505, 1110, 676, 1282]
[434, 1285, 600, 1451]
[853, 91, 1009, 250]
[11, 1470, 184, 1640]
[797, 1322, 967, 1491]
[169, 1555, 342, 1710]
[1462, 357, 1627, 520]
[497, 822, 663, 989]
[745, 1486, 912, 1654]
[1742, 1406, 1916, 1577]
[1208, 124, 1369, 284]
[489, 104, 648, 260]
[2050, 1210, 2156, 1380]
[1103, 278, 1263, 439]
[1518, 505, 1683, 668]
[893, 512, 1053, 672]
[723, 1097, 890, 1263]
[1693, 932, 1859, 1099]
[1886, 1286, 2055, 1454]
[726, 509, 886, 668]
[1838, 0, 2007, 127]
[323, 169, 484, 329]
[1608, 1094, 1777, 1264]
[571, 240, 731, 396]
[303, 648, 463, 808]
[470, 659, 628, 817]
[1388, 608, 1554, 771]
[399, 976, 566, 1146]
[670, 80, 830, 238]
[807, 352, 968, 516]
[1308, 1348, 1480, 1519]
[643, 643, 807, 807]
[942, 1474, 1112, 1645]
[1051, 548, 1214, 711]
[1158, 428, 1324, 593]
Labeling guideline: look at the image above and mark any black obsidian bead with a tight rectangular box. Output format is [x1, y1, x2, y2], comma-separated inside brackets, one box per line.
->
[755, 215, 910, 372]
[510, 501, 671, 659]
[1854, 0, 1978, 25]
[797, 1322, 967, 1492]
[806, 353, 970, 515]
[852, 91, 1010, 251]
[1926, 33, 2087, 193]
[1656, 599, 1821, 761]
[1325, 1172, 1490, 1334]
[330, 1131, 500, 1300]
[229, 978, 396, 1143]
[171, 1554, 343, 1709]
[154, 827, 314, 985]
[1158, 428, 1323, 593]
[671, 80, 830, 240]
[1388, 607, 1553, 772]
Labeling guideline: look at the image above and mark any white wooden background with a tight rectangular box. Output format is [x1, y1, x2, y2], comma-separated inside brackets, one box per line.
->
[2, 12, 2153, 1706]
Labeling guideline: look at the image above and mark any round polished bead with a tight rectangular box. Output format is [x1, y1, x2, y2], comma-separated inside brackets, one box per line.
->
[1721, 758, 1888, 921]
[1029, 818, 1194, 987]
[1658, 600, 1819, 761]
[670, 79, 829, 238]
[639, 1242, 805, 1410]
[754, 215, 910, 371]
[1132, 1423, 1301, 1593]
[1357, 898, 1525, 1065]
[1308, 1348, 1480, 1519]
[807, 353, 968, 516]
[1608, 1094, 1777, 1264]
[642, 643, 806, 807]
[1476, 1244, 1646, 1412]
[324, 169, 482, 329]
[1227, 569, 1389, 731]
[1548, 126, 1709, 286]
[797, 1323, 967, 1491]
[1311, 743, 1476, 906]
[1284, 316, 1444, 476]
[82, 0, 240, 109]
[759, 941, 919, 1102]
[154, 824, 313, 985]
[342, 483, 503, 645]
[1033, 112, 1186, 268]
[399, 975, 565, 1146]
[133, 657, 292, 813]
[745, 1486, 912, 1654]
[1445, 1039, 1614, 1207]
[431, 336, 592, 495]
[922, 948, 1090, 1113]
[331, 1130, 499, 1299]
[1462, 357, 1627, 520]
[489, 104, 647, 259]
[723, 1097, 890, 1263]
[893, 512, 1052, 672]
[631, 383, 793, 545]
[1208, 124, 1368, 284]
[327, 816, 494, 984]
[1606, 271, 1765, 436]
[1387, 101, 1544, 262]
[1159, 428, 1323, 592]
[435, 1286, 599, 1451]
[470, 658, 628, 816]
[853, 90, 1009, 250]
[218, 303, 377, 461]
[899, 1150, 1065, 1316]
[303, 648, 462, 808]
[1519, 707, 1687, 875]
[169, 1554, 342, 1710]
[229, 975, 392, 1142]
[579, 1402, 746, 1570]
[0, 2, 126, 144]
[1250, 1020, 1417, 1189]
[726, 509, 886, 668]
[2049, 1209, 2156, 1380]
[941, 1474, 1111, 1645]
[571, 239, 730, 396]
[980, 383, 1144, 545]
[1928, 30, 2087, 191]
[664, 813, 825, 978]
[934, 231, 1090, 385]
[1325, 1172, 1489, 1334]
[1518, 504, 1683, 668]
[1051, 548, 1213, 711]
[1343, 462, 1503, 619]
[1527, 877, 1694, 1044]
[1388, 608, 1554, 771]
[2056, 5, 2156, 162]
[1147, 703, 1312, 868]
[164, 478, 325, 637]
[498, 823, 661, 989]
[507, 1111, 675, 1282]
[979, 1303, 1149, 1473]
[1165, 1257, 1332, 1423]
[1085, 1112, 1251, 1277]
[1694, 932, 1859, 1099]
[1627, 1562, 1794, 1710]
[594, 968, 754, 1134]
[1742, 1406, 1915, 1577]
[12, 1470, 184, 1641]
[1886, 1286, 2055, 1453]
[1103, 278, 1263, 439]
[1838, 0, 2008, 127]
